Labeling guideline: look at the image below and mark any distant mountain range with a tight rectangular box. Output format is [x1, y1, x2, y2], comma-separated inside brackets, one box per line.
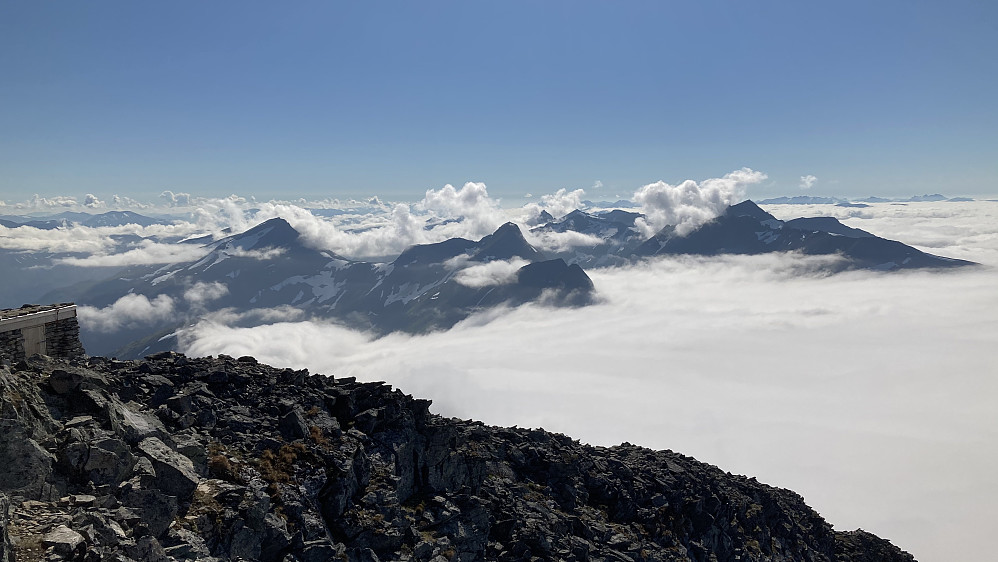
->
[535, 200, 975, 271]
[757, 193, 972, 205]
[46, 219, 594, 357]
[633, 201, 973, 269]
[0, 210, 170, 229]
[6, 200, 976, 357]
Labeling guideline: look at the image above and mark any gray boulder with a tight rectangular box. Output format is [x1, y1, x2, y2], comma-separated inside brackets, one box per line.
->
[42, 524, 85, 557]
[138, 437, 199, 498]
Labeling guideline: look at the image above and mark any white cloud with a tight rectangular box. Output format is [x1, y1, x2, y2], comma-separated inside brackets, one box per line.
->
[183, 281, 229, 306]
[54, 239, 210, 267]
[633, 168, 768, 236]
[160, 190, 194, 207]
[243, 202, 425, 260]
[520, 188, 587, 221]
[593, 180, 604, 190]
[0, 224, 115, 254]
[78, 294, 176, 333]
[195, 306, 307, 328]
[82, 193, 104, 208]
[28, 194, 78, 209]
[227, 247, 287, 260]
[454, 258, 530, 288]
[0, 221, 212, 265]
[522, 229, 606, 254]
[217, 184, 511, 260]
[417, 182, 508, 239]
[111, 194, 150, 209]
[799, 174, 818, 190]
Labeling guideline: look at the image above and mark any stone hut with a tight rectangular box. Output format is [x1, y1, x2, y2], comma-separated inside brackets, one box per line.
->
[0, 303, 85, 363]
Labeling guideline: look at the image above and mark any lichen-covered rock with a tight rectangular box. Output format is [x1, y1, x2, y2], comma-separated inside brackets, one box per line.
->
[0, 352, 917, 561]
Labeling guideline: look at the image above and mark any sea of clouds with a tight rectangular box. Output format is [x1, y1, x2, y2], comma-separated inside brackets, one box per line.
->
[3, 174, 997, 562]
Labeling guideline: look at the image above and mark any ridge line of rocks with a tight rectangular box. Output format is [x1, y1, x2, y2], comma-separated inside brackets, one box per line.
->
[0, 352, 915, 561]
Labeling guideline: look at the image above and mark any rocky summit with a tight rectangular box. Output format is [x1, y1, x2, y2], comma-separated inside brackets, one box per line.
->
[0, 352, 915, 562]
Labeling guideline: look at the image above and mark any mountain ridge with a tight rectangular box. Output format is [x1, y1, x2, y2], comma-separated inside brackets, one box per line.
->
[52, 220, 594, 358]
[0, 351, 917, 562]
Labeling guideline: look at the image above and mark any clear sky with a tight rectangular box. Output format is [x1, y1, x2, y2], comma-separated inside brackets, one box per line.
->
[2, 0, 996, 203]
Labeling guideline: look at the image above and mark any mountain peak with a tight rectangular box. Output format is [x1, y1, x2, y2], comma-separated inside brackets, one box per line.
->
[223, 217, 302, 251]
[473, 222, 543, 262]
[725, 200, 777, 222]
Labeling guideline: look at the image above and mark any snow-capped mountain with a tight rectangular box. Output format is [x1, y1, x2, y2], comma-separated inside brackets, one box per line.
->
[531, 209, 646, 267]
[59, 218, 595, 357]
[531, 201, 975, 271]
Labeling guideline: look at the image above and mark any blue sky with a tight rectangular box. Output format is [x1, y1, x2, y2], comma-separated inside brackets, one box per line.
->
[2, 0, 996, 203]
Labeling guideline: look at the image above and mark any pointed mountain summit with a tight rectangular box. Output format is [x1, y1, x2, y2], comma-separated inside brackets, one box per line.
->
[536, 209, 555, 223]
[212, 217, 303, 252]
[394, 223, 542, 267]
[473, 222, 543, 262]
[723, 200, 779, 222]
[182, 217, 336, 279]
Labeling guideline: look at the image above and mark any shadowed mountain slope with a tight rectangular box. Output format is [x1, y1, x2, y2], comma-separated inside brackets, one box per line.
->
[631, 201, 975, 270]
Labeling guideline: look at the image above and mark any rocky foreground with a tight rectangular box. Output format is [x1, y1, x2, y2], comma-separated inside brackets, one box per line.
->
[0, 353, 915, 562]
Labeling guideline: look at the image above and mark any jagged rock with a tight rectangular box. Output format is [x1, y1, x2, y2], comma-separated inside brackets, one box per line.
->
[106, 399, 170, 445]
[48, 369, 84, 394]
[137, 437, 199, 498]
[125, 535, 171, 562]
[42, 524, 85, 557]
[0, 421, 54, 498]
[84, 436, 134, 485]
[173, 433, 208, 476]
[228, 520, 263, 560]
[278, 407, 309, 441]
[0, 353, 917, 562]
[118, 480, 178, 538]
